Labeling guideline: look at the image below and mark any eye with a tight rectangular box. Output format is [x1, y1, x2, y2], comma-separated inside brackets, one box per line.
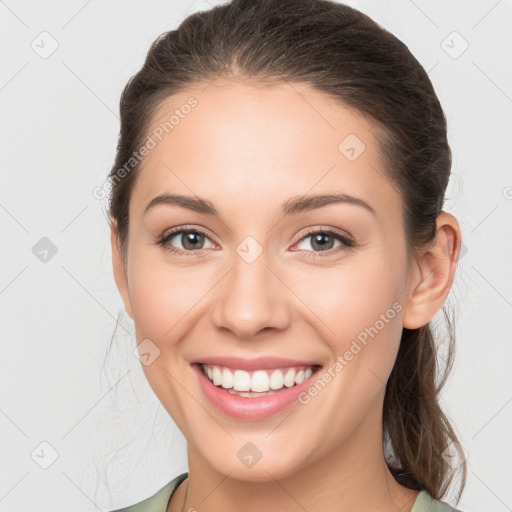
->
[293, 228, 354, 258]
[156, 226, 216, 255]
[156, 225, 354, 258]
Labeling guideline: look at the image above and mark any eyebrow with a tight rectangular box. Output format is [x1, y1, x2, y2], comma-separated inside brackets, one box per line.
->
[143, 192, 376, 217]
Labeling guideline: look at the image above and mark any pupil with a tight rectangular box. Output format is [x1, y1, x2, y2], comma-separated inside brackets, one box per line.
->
[183, 231, 203, 250]
[313, 233, 333, 251]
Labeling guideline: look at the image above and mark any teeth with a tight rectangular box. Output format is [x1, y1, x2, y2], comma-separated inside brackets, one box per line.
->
[212, 366, 222, 386]
[283, 368, 296, 387]
[233, 369, 251, 391]
[251, 370, 269, 392]
[269, 369, 284, 390]
[221, 368, 233, 389]
[294, 369, 305, 385]
[201, 364, 317, 393]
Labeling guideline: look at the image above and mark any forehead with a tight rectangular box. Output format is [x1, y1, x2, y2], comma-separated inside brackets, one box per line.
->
[130, 78, 402, 226]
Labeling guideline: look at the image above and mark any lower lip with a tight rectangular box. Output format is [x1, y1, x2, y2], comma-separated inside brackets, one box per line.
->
[192, 363, 321, 420]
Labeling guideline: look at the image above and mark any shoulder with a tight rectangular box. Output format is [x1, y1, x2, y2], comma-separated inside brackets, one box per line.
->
[108, 472, 188, 512]
[411, 490, 465, 512]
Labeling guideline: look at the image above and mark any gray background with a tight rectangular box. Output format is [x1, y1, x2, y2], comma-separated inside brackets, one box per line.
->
[1, 0, 511, 511]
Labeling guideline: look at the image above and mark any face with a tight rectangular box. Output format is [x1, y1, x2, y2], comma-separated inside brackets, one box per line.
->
[112, 78, 416, 481]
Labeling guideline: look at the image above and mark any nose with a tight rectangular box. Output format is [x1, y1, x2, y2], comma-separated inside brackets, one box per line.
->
[210, 253, 290, 340]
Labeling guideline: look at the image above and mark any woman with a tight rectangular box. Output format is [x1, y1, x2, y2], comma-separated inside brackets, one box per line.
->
[108, 0, 467, 510]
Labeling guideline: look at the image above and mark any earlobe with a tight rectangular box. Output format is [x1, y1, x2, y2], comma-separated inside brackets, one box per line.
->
[110, 221, 134, 319]
[402, 212, 461, 329]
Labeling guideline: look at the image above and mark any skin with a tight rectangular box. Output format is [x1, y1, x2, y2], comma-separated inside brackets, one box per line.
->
[111, 78, 461, 512]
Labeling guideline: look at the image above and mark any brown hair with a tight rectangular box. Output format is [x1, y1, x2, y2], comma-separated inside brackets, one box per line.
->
[108, 0, 466, 501]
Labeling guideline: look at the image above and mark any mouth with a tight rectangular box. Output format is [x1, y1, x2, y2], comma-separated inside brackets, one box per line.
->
[198, 362, 322, 397]
[191, 361, 323, 420]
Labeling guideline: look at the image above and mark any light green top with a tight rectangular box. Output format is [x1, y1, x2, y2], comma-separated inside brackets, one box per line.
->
[109, 472, 463, 512]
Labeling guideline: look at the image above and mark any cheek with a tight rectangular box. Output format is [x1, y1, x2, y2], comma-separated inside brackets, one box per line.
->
[127, 260, 198, 344]
[293, 254, 403, 333]
[287, 253, 405, 383]
[125, 260, 204, 426]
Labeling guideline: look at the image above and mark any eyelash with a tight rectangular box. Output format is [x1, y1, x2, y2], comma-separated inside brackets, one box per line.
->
[155, 225, 354, 258]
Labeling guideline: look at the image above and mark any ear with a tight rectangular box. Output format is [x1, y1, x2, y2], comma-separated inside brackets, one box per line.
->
[402, 212, 461, 329]
[110, 221, 133, 319]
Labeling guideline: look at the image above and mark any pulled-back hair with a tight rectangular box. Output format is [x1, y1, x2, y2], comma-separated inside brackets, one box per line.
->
[108, 0, 466, 500]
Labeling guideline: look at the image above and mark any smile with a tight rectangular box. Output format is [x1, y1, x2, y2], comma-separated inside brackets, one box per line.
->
[201, 364, 319, 395]
[192, 362, 323, 420]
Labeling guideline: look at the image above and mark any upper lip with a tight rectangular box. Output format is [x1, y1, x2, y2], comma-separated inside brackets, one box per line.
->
[191, 356, 322, 372]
